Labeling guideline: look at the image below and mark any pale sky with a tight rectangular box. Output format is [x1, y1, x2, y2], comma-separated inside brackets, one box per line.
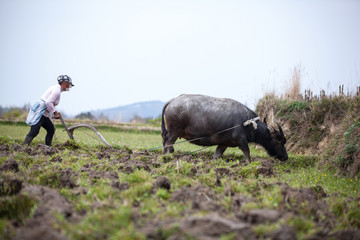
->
[1, 0, 359, 116]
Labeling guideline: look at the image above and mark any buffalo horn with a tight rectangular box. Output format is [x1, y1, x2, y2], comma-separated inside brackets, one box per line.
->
[275, 119, 284, 137]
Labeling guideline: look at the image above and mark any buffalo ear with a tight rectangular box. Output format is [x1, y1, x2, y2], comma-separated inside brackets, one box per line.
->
[264, 117, 267, 125]
[268, 125, 275, 134]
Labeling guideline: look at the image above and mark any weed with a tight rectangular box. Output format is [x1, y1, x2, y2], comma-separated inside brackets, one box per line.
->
[14, 154, 35, 168]
[347, 207, 360, 228]
[287, 216, 316, 239]
[64, 207, 145, 240]
[220, 232, 237, 240]
[156, 188, 171, 200]
[238, 160, 262, 178]
[156, 224, 181, 239]
[333, 120, 360, 169]
[287, 101, 310, 112]
[253, 222, 282, 238]
[0, 194, 36, 221]
[122, 169, 152, 184]
[159, 154, 173, 163]
[38, 170, 61, 188]
[330, 199, 345, 217]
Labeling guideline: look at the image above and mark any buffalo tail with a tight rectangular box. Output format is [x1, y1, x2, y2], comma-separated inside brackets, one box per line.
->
[161, 101, 170, 140]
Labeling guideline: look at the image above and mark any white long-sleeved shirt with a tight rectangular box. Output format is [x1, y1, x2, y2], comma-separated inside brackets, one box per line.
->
[41, 84, 61, 117]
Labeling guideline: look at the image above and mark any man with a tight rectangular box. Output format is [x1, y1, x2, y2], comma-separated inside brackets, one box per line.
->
[23, 75, 74, 146]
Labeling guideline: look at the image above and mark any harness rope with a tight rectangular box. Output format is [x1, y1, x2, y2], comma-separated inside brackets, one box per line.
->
[58, 115, 260, 154]
[146, 116, 260, 151]
[57, 116, 110, 146]
[76, 127, 106, 145]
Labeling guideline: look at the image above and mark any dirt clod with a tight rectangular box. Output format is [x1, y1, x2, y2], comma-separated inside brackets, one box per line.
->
[14, 184, 78, 240]
[0, 158, 19, 172]
[96, 152, 111, 159]
[154, 176, 171, 191]
[56, 140, 79, 150]
[0, 175, 22, 196]
[86, 170, 118, 182]
[0, 144, 10, 151]
[112, 181, 129, 191]
[171, 184, 218, 203]
[50, 156, 63, 163]
[60, 168, 77, 188]
[329, 229, 360, 240]
[179, 214, 256, 240]
[269, 225, 296, 240]
[119, 160, 151, 173]
[12, 144, 22, 151]
[35, 144, 57, 155]
[244, 209, 281, 224]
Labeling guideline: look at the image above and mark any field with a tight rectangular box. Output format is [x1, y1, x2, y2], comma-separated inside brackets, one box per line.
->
[1, 121, 360, 240]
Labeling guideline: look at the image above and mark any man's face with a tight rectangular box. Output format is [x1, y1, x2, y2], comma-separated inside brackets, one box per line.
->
[62, 81, 71, 91]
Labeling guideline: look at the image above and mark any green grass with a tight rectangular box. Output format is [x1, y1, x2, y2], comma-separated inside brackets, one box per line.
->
[1, 121, 360, 239]
[0, 121, 248, 157]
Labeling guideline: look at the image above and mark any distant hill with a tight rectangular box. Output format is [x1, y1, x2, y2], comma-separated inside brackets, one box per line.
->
[90, 100, 165, 122]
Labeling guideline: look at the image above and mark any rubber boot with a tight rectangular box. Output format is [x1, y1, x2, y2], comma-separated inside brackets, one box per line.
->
[23, 136, 33, 146]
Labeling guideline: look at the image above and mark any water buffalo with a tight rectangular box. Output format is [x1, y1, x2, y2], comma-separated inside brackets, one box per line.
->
[161, 94, 288, 163]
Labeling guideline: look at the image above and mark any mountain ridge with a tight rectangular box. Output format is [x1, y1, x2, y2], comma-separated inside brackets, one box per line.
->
[89, 100, 165, 122]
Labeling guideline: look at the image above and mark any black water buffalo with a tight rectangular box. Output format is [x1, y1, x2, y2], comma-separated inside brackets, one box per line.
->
[161, 94, 288, 163]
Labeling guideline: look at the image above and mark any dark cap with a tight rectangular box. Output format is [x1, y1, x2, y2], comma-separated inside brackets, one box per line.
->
[57, 75, 74, 86]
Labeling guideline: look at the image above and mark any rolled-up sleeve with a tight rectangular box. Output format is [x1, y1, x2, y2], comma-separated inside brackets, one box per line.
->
[44, 88, 61, 114]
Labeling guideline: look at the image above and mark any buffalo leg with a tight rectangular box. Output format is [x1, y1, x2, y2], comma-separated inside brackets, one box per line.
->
[238, 141, 251, 164]
[213, 145, 227, 159]
[163, 134, 178, 154]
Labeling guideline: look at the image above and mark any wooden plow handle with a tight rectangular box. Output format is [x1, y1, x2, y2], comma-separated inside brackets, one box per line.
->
[58, 113, 111, 147]
[59, 113, 74, 140]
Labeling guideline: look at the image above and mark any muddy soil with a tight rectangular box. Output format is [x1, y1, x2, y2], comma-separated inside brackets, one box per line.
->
[0, 141, 359, 239]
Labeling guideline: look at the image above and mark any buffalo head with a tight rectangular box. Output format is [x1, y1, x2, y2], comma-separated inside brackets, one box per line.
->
[264, 119, 288, 161]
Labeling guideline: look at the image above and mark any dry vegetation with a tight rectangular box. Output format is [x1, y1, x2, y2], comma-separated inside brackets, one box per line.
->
[256, 67, 360, 177]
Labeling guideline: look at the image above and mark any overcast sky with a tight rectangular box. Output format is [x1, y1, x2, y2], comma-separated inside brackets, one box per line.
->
[1, 0, 359, 115]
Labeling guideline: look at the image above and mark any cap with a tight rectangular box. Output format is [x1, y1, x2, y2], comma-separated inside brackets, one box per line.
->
[57, 75, 74, 87]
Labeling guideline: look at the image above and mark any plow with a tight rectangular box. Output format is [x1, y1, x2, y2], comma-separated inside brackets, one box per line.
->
[58, 113, 111, 147]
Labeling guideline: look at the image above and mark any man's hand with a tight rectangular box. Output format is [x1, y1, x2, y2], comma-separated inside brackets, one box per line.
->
[54, 111, 61, 119]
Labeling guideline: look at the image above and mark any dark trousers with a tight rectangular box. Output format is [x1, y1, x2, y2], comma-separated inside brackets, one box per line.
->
[24, 116, 55, 146]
